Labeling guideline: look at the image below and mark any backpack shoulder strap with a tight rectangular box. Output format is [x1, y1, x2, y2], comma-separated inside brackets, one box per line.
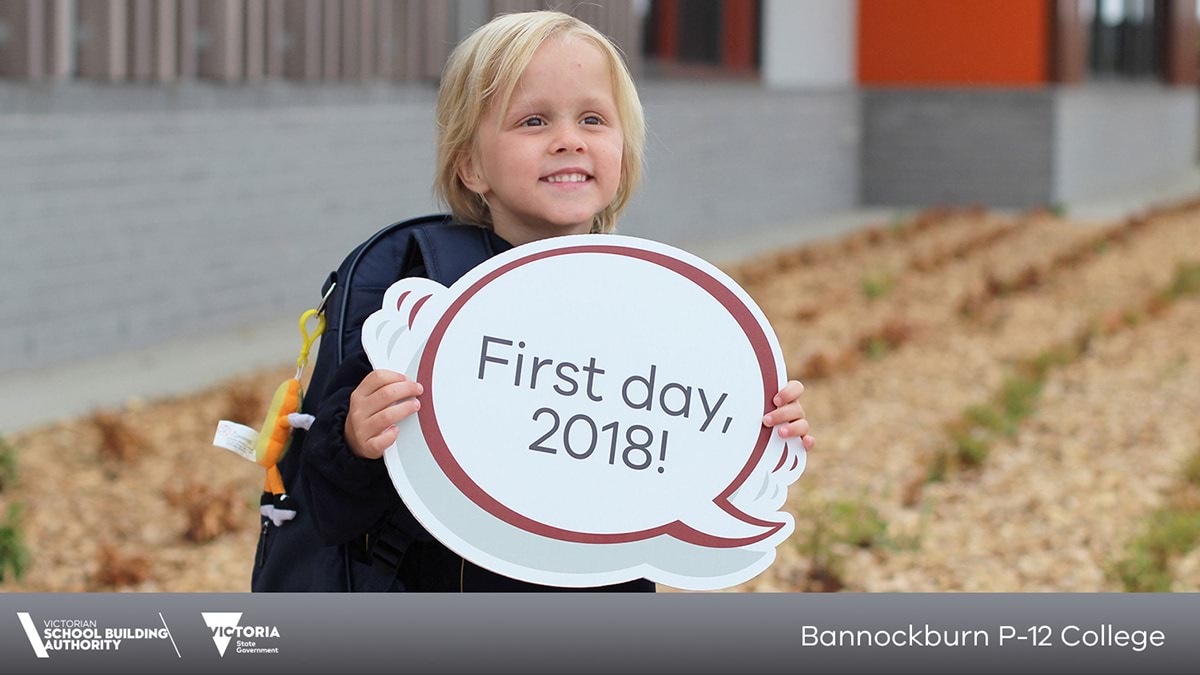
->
[409, 223, 497, 287]
[354, 222, 497, 592]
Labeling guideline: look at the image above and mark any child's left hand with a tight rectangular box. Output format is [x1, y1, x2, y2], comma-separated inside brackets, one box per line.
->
[763, 380, 815, 450]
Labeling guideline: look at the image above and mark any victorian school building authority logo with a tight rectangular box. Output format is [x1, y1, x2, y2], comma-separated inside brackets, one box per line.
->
[16, 611, 179, 658]
[201, 612, 281, 656]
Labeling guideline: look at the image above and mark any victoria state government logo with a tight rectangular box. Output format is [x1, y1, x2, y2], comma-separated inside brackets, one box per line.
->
[201, 612, 281, 656]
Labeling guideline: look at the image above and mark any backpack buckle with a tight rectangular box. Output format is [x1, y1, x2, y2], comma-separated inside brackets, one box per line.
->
[366, 527, 413, 577]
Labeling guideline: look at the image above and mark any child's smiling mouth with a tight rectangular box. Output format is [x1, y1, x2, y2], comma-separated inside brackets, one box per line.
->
[541, 168, 593, 185]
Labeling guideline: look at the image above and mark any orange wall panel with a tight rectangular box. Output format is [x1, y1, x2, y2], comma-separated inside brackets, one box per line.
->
[859, 0, 1050, 85]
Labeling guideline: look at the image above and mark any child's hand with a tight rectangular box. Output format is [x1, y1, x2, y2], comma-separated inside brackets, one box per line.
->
[345, 370, 423, 460]
[762, 380, 815, 450]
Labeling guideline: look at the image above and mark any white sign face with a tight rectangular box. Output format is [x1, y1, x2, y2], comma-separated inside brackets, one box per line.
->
[361, 234, 805, 590]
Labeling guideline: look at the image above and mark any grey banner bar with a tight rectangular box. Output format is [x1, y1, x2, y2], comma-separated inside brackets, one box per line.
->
[0, 593, 1195, 674]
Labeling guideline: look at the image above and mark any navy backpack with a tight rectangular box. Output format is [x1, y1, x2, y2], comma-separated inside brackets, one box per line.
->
[251, 215, 497, 592]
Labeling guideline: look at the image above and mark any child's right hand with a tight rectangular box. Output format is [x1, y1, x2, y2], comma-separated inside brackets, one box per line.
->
[345, 369, 423, 460]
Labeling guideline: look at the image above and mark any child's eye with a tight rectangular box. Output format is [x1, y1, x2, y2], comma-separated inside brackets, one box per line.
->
[520, 116, 546, 127]
[581, 115, 603, 125]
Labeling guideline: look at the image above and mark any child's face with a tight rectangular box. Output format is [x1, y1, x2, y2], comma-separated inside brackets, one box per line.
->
[462, 36, 623, 245]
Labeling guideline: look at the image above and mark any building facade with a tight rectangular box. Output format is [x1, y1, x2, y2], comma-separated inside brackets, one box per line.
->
[0, 0, 1196, 374]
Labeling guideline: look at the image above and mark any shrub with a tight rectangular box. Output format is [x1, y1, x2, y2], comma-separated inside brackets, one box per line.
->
[1111, 507, 1200, 592]
[0, 435, 17, 492]
[1166, 262, 1200, 299]
[0, 503, 31, 583]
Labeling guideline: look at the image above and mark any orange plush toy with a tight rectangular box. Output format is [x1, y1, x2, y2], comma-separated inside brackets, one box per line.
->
[255, 308, 324, 527]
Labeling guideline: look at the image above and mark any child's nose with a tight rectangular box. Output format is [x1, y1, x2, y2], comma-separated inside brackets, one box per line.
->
[552, 127, 587, 154]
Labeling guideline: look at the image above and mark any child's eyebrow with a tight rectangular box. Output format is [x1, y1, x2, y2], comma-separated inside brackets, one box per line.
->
[506, 96, 614, 116]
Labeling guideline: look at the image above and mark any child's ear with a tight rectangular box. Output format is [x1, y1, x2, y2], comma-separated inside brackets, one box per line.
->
[458, 156, 489, 195]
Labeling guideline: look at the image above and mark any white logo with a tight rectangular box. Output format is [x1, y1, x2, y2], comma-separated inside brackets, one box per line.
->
[17, 613, 48, 659]
[201, 612, 281, 656]
[16, 612, 179, 658]
[201, 612, 241, 657]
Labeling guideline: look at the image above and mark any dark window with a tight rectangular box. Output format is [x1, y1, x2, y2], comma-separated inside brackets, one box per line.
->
[1086, 0, 1168, 81]
[643, 0, 760, 74]
[677, 0, 722, 65]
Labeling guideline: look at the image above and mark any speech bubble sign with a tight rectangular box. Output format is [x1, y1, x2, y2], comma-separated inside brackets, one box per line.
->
[361, 234, 805, 590]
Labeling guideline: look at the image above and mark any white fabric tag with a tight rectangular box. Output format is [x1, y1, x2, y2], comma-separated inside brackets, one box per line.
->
[213, 420, 259, 462]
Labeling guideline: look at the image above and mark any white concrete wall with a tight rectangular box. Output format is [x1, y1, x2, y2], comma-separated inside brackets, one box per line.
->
[1055, 85, 1199, 203]
[762, 0, 855, 89]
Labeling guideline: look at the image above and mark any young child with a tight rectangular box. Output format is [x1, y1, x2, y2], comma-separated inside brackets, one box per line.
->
[301, 11, 815, 592]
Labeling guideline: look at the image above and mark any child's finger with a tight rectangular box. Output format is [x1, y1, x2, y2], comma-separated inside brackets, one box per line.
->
[368, 399, 421, 435]
[777, 418, 810, 439]
[772, 380, 805, 407]
[359, 369, 409, 396]
[351, 371, 405, 410]
[762, 401, 805, 427]
[802, 435, 815, 450]
[365, 424, 402, 459]
[365, 379, 423, 414]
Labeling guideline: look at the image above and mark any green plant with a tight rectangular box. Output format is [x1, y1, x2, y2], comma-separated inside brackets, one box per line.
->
[1111, 547, 1172, 593]
[1111, 507, 1200, 592]
[0, 435, 16, 492]
[1001, 375, 1042, 425]
[1140, 509, 1200, 558]
[1023, 344, 1080, 380]
[827, 499, 888, 549]
[1183, 450, 1200, 489]
[792, 498, 890, 592]
[864, 336, 890, 360]
[0, 503, 31, 583]
[1166, 262, 1200, 299]
[926, 450, 950, 483]
[861, 272, 895, 300]
[798, 518, 845, 592]
[951, 430, 991, 467]
[963, 404, 1009, 436]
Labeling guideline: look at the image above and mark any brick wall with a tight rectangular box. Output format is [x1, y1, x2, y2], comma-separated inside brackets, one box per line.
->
[861, 89, 1056, 208]
[0, 82, 860, 374]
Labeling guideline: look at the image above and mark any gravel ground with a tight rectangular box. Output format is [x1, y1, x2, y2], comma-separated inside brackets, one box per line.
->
[1, 205, 1197, 592]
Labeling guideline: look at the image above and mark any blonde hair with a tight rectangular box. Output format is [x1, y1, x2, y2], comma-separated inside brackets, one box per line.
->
[434, 11, 645, 234]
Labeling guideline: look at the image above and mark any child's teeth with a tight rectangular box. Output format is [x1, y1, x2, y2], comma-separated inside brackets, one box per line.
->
[547, 174, 586, 183]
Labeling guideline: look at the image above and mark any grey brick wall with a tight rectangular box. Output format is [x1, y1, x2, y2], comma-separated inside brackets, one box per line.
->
[860, 86, 1199, 209]
[861, 89, 1057, 208]
[0, 82, 860, 374]
[1, 84, 445, 373]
